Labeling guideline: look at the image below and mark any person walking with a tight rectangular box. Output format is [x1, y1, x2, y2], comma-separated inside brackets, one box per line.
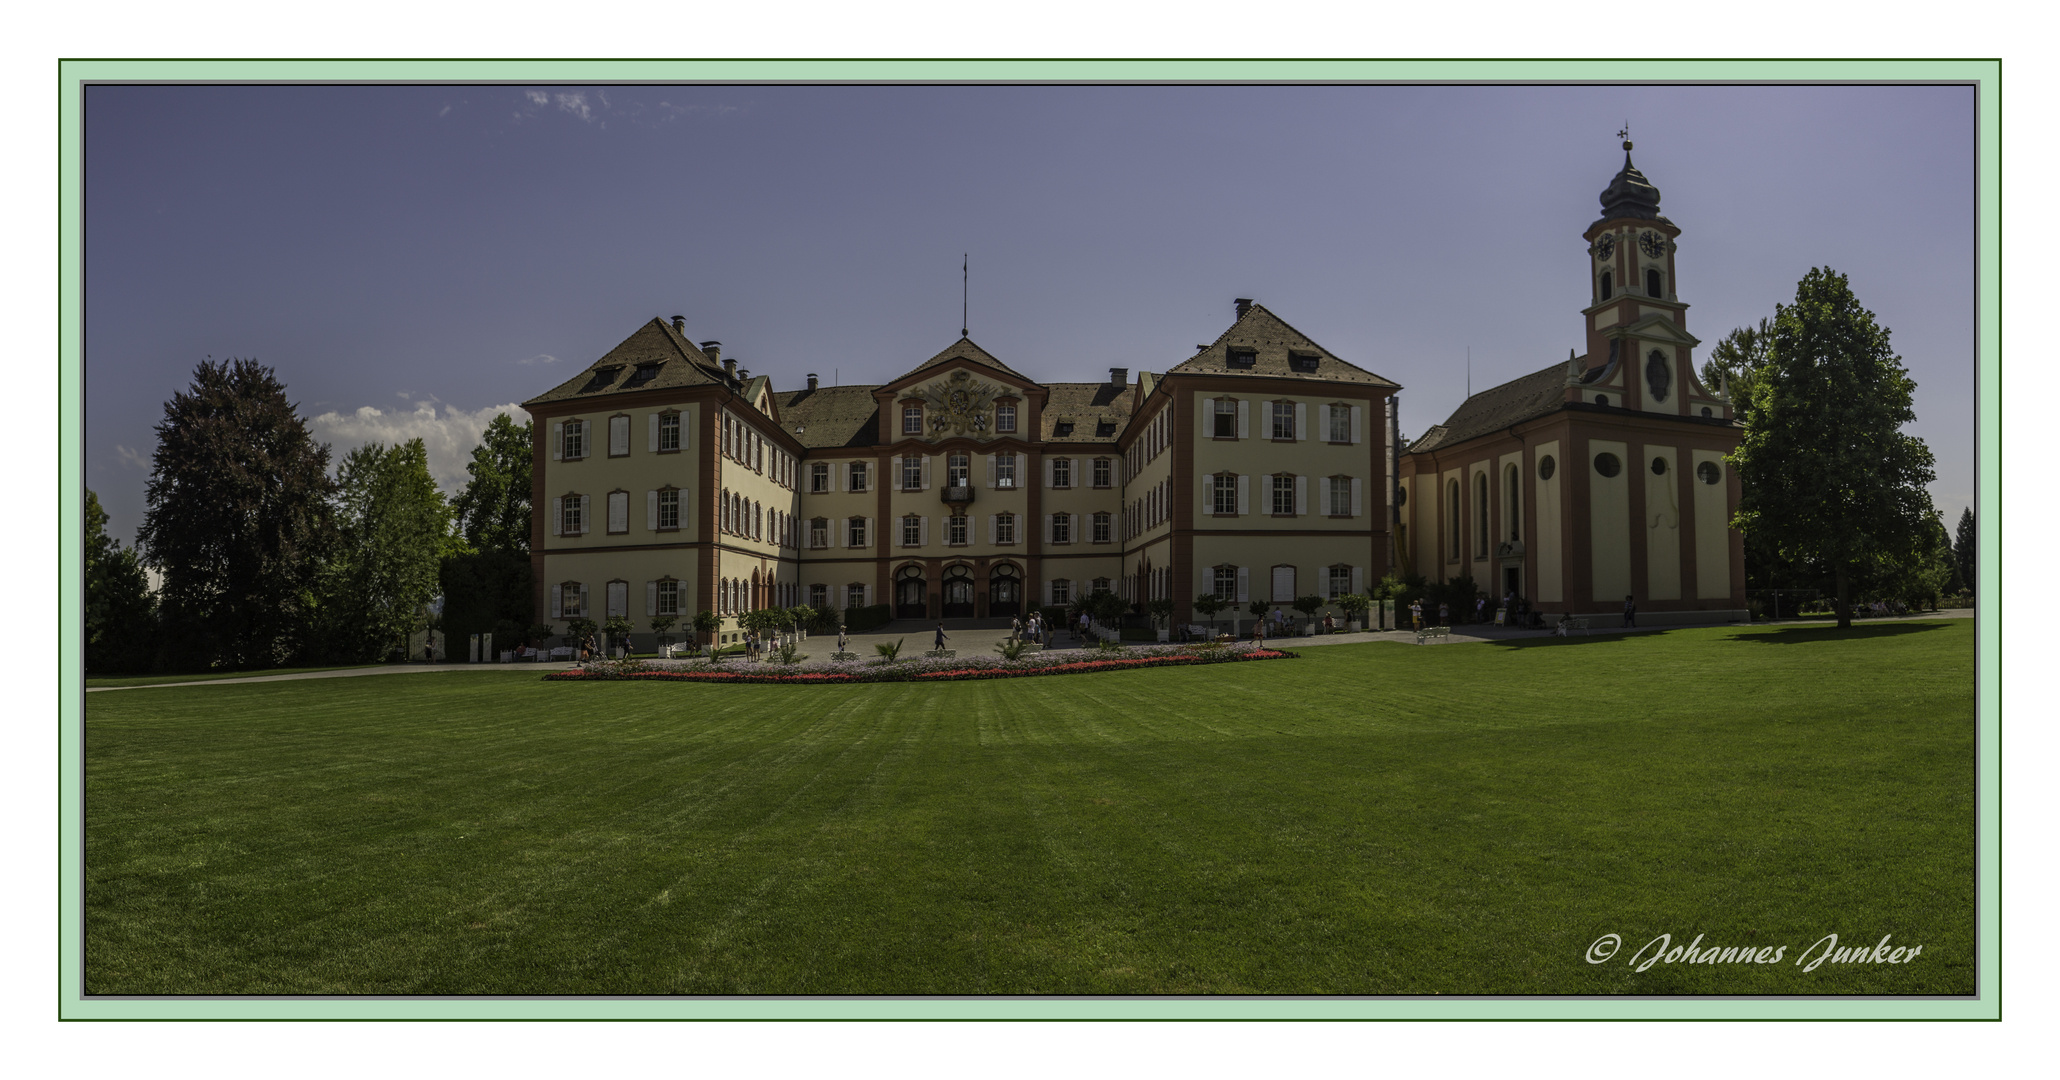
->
[935, 622, 949, 652]
[1411, 598, 1423, 632]
[1011, 614, 1022, 642]
[1475, 596, 1486, 624]
[1438, 601, 1449, 626]
[837, 625, 849, 655]
[1623, 594, 1637, 628]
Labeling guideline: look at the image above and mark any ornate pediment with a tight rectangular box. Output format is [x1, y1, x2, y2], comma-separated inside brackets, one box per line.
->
[917, 369, 1001, 440]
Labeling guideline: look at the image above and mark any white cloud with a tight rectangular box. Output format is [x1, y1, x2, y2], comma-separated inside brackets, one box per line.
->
[438, 104, 451, 117]
[309, 399, 531, 495]
[115, 444, 150, 469]
[514, 353, 560, 366]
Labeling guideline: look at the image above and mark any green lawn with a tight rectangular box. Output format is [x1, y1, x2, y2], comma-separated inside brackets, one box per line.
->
[86, 663, 390, 688]
[83, 621, 1975, 995]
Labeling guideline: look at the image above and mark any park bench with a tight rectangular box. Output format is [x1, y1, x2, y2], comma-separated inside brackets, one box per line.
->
[1414, 625, 1450, 645]
[926, 649, 957, 659]
[1554, 618, 1591, 637]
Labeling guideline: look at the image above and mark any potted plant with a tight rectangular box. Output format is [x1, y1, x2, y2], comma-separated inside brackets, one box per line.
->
[788, 605, 815, 641]
[692, 609, 722, 659]
[1147, 597, 1175, 642]
[1192, 593, 1225, 639]
[1336, 592, 1371, 632]
[602, 615, 635, 658]
[1293, 595, 1325, 636]
[564, 617, 599, 660]
[649, 614, 677, 655]
[1247, 599, 1268, 640]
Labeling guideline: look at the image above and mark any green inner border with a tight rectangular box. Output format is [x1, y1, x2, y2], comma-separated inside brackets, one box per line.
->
[58, 57, 2002, 1021]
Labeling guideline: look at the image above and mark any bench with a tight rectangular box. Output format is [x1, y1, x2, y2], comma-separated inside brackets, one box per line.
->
[1557, 618, 1590, 637]
[831, 651, 859, 662]
[1415, 625, 1451, 644]
[926, 649, 957, 659]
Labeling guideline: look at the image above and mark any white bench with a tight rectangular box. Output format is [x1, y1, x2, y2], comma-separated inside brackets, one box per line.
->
[1415, 625, 1450, 644]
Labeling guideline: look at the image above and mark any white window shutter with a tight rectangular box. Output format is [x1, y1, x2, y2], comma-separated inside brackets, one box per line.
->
[580, 495, 590, 533]
[1295, 402, 1306, 441]
[646, 581, 657, 616]
[1236, 475, 1249, 515]
[1200, 475, 1212, 516]
[1070, 512, 1079, 539]
[1198, 566, 1212, 594]
[1044, 514, 1054, 542]
[1198, 395, 1210, 430]
[550, 588, 562, 618]
[837, 462, 847, 492]
[647, 491, 658, 530]
[579, 583, 589, 615]
[1237, 400, 1248, 439]
[1294, 475, 1306, 516]
[679, 488, 689, 530]
[551, 496, 563, 536]
[838, 518, 847, 548]
[611, 417, 628, 456]
[987, 455, 995, 488]
[921, 456, 931, 490]
[1351, 405, 1363, 444]
[1351, 477, 1363, 517]
[1236, 567, 1249, 603]
[552, 422, 563, 460]
[648, 414, 659, 452]
[1045, 457, 1054, 488]
[919, 516, 929, 547]
[988, 514, 997, 541]
[1044, 580, 1054, 606]
[967, 517, 977, 545]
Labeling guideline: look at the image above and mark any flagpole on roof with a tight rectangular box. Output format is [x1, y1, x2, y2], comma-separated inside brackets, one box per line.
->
[962, 253, 968, 339]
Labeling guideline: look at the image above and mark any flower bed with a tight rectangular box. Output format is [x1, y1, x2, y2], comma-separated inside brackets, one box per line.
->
[543, 643, 1296, 684]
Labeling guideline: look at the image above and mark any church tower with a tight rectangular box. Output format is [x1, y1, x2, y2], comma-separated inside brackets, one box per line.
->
[1574, 139, 1725, 420]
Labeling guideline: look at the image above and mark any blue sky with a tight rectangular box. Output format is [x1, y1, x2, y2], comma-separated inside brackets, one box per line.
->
[84, 82, 1976, 546]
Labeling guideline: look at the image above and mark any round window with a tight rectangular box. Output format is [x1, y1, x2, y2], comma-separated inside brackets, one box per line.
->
[1595, 394, 1610, 407]
[1651, 456, 1668, 476]
[1538, 455, 1557, 480]
[1697, 461, 1722, 485]
[1594, 452, 1621, 478]
[1700, 406, 1714, 418]
[1396, 486, 1408, 506]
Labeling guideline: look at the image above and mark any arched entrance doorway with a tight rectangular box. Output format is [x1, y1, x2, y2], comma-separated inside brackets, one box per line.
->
[895, 564, 928, 620]
[942, 564, 975, 618]
[988, 563, 1022, 618]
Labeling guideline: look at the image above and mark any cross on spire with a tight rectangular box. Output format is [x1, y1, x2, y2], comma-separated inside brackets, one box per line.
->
[1618, 122, 1632, 151]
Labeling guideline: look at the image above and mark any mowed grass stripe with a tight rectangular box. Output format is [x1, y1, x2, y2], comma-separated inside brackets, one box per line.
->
[84, 621, 1974, 994]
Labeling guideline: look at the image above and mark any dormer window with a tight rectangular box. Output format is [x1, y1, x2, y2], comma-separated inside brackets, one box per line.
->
[1227, 348, 1257, 369]
[629, 362, 660, 386]
[1289, 353, 1319, 373]
[1095, 420, 1117, 438]
[1053, 420, 1075, 437]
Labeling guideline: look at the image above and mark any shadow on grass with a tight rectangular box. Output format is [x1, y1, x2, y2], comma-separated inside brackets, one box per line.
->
[1730, 621, 1952, 645]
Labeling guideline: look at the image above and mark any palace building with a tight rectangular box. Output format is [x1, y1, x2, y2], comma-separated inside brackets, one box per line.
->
[520, 143, 1745, 643]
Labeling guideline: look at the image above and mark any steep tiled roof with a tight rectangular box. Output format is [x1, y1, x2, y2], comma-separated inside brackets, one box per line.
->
[772, 385, 882, 449]
[895, 336, 1034, 385]
[1040, 381, 1135, 444]
[522, 318, 724, 408]
[1166, 303, 1401, 388]
[1405, 362, 1570, 454]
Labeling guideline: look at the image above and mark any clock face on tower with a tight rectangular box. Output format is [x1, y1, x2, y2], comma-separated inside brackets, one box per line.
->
[1595, 236, 1615, 260]
[1640, 232, 1665, 258]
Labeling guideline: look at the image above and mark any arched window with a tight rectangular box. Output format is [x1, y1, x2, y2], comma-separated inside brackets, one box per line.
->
[1646, 268, 1663, 298]
[1475, 473, 1489, 558]
[1600, 271, 1612, 300]
[1447, 479, 1460, 561]
[1505, 464, 1521, 542]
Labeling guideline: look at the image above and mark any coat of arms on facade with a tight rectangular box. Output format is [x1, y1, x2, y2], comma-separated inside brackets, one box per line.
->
[920, 369, 999, 438]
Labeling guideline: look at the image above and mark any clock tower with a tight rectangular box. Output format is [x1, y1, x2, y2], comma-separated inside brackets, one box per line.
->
[1575, 140, 1716, 418]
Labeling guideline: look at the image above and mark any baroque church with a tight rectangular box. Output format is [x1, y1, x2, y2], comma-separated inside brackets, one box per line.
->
[518, 142, 1745, 645]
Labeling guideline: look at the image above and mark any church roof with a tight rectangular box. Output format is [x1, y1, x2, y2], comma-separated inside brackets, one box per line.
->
[521, 318, 724, 408]
[1592, 142, 1671, 229]
[771, 384, 882, 449]
[1406, 361, 1571, 454]
[1166, 302, 1400, 388]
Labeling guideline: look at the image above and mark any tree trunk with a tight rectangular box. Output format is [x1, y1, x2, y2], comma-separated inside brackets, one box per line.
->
[1835, 561, 1851, 629]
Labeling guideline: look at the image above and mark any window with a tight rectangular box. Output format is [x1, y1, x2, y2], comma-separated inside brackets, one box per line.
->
[1329, 476, 1353, 517]
[1092, 577, 1111, 594]
[561, 494, 586, 535]
[847, 584, 867, 608]
[902, 455, 923, 491]
[1272, 475, 1295, 516]
[1329, 566, 1353, 599]
[560, 582, 585, 617]
[1051, 458, 1072, 489]
[948, 453, 969, 487]
[1214, 399, 1237, 438]
[1290, 352, 1319, 373]
[1651, 456, 1669, 476]
[811, 462, 830, 493]
[1646, 268, 1663, 298]
[995, 513, 1016, 545]
[1697, 461, 1723, 485]
[1600, 271, 1613, 299]
[849, 462, 869, 492]
[1213, 473, 1238, 516]
[810, 517, 829, 549]
[1214, 565, 1238, 600]
[995, 454, 1017, 489]
[996, 403, 1016, 433]
[1092, 458, 1112, 488]
[903, 405, 923, 434]
[1271, 401, 1295, 440]
[606, 580, 628, 618]
[1053, 421, 1074, 437]
[658, 412, 681, 452]
[1448, 479, 1461, 560]
[1475, 473, 1489, 558]
[656, 578, 681, 617]
[1539, 455, 1556, 480]
[903, 515, 922, 547]
[657, 488, 680, 530]
[1271, 565, 1296, 603]
[1092, 512, 1111, 544]
[1051, 513, 1071, 544]
[1051, 579, 1071, 605]
[809, 583, 828, 609]
[607, 490, 629, 534]
[1329, 404, 1351, 443]
[1095, 420, 1117, 438]
[609, 415, 630, 457]
[848, 517, 868, 548]
[949, 515, 967, 546]
[563, 420, 587, 460]
[1227, 348, 1256, 369]
[1594, 453, 1622, 478]
[1506, 464, 1521, 541]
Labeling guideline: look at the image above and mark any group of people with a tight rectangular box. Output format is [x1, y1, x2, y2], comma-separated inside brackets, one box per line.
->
[1009, 613, 1047, 644]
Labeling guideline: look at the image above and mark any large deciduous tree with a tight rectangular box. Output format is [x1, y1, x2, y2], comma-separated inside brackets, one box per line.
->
[85, 490, 157, 673]
[317, 438, 451, 662]
[1700, 316, 1774, 427]
[139, 359, 335, 670]
[1730, 268, 1936, 628]
[441, 412, 535, 651]
[1953, 507, 1976, 595]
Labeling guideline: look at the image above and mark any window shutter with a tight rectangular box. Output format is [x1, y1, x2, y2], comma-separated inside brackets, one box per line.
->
[1294, 475, 1306, 516]
[550, 587, 562, 619]
[987, 455, 995, 488]
[919, 516, 929, 547]
[1294, 402, 1306, 441]
[1198, 566, 1212, 594]
[1236, 475, 1249, 515]
[1045, 457, 1054, 488]
[1200, 475, 1212, 516]
[551, 496, 563, 536]
[679, 487, 689, 531]
[1236, 567, 1249, 603]
[988, 514, 997, 541]
[1351, 566, 1363, 596]
[579, 583, 589, 615]
[552, 422, 563, 460]
[838, 518, 847, 548]
[610, 417, 628, 456]
[647, 491, 658, 531]
[837, 463, 847, 492]
[648, 414, 659, 452]
[580, 495, 591, 533]
[1351, 477, 1363, 517]
[1236, 400, 1248, 440]
[967, 516, 977, 545]
[679, 411, 689, 448]
[1350, 405, 1363, 445]
[1070, 513, 1079, 540]
[1044, 580, 1054, 606]
[1198, 395, 1211, 431]
[646, 581, 657, 616]
[921, 456, 931, 490]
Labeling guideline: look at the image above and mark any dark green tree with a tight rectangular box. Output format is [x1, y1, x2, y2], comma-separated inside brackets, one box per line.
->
[138, 358, 335, 670]
[1953, 507, 1976, 595]
[1730, 268, 1936, 628]
[84, 490, 156, 673]
[318, 438, 450, 661]
[451, 412, 533, 554]
[1700, 316, 1774, 427]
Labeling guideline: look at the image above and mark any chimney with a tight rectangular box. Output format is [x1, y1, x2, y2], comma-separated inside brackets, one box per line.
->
[738, 368, 750, 383]
[723, 358, 737, 381]
[670, 314, 685, 332]
[701, 340, 722, 365]
[807, 373, 819, 391]
[1109, 367, 1128, 386]
[1234, 298, 1253, 319]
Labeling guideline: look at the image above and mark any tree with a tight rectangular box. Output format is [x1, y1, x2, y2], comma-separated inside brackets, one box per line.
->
[1953, 507, 1976, 595]
[1192, 592, 1225, 633]
[451, 412, 533, 554]
[1700, 316, 1774, 427]
[139, 358, 336, 670]
[84, 490, 156, 673]
[1730, 268, 1937, 628]
[318, 438, 451, 661]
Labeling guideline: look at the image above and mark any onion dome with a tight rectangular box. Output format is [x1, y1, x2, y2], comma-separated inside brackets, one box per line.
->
[1593, 139, 1670, 227]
